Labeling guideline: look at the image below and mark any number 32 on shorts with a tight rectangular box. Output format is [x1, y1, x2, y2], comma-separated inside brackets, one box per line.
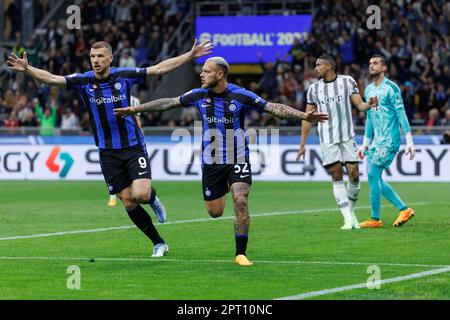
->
[234, 163, 250, 178]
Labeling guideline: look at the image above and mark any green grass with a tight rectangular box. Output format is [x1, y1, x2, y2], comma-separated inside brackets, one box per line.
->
[0, 181, 449, 300]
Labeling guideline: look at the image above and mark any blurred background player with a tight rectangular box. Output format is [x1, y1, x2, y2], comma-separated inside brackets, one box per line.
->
[7, 40, 213, 257]
[114, 56, 328, 266]
[108, 94, 142, 207]
[358, 55, 416, 228]
[297, 55, 378, 230]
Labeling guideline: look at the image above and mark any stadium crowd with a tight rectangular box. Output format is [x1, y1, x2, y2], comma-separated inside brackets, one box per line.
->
[0, 0, 448, 133]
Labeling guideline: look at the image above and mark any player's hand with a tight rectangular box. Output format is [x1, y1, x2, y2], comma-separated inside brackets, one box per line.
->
[368, 96, 379, 109]
[114, 106, 138, 117]
[405, 144, 415, 160]
[7, 51, 28, 72]
[303, 110, 328, 123]
[357, 145, 368, 159]
[190, 39, 213, 58]
[296, 146, 306, 161]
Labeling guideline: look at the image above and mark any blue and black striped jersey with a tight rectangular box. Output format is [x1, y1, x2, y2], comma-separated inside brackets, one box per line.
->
[65, 67, 146, 149]
[180, 83, 267, 165]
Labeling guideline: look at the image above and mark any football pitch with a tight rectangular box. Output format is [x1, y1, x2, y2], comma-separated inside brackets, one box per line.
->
[0, 181, 448, 300]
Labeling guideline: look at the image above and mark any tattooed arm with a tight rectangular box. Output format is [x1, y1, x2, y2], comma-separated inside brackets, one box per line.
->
[263, 102, 328, 123]
[114, 97, 182, 116]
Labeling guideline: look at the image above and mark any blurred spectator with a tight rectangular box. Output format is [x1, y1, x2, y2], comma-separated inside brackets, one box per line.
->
[35, 99, 57, 136]
[289, 37, 306, 67]
[61, 108, 79, 130]
[440, 131, 450, 144]
[119, 49, 136, 68]
[257, 52, 279, 99]
[426, 108, 440, 128]
[441, 110, 450, 126]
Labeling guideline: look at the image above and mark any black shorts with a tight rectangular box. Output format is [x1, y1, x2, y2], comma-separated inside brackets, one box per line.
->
[99, 144, 152, 195]
[202, 162, 252, 201]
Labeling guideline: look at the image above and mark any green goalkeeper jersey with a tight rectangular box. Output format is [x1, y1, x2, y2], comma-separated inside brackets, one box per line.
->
[363, 77, 411, 150]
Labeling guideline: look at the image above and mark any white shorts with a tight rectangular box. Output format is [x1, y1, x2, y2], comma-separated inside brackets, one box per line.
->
[320, 138, 359, 167]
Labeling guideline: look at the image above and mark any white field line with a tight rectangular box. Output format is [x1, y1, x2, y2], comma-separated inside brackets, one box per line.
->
[0, 256, 448, 269]
[275, 266, 450, 300]
[0, 202, 430, 241]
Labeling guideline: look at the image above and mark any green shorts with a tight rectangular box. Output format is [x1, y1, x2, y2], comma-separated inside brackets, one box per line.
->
[366, 145, 398, 169]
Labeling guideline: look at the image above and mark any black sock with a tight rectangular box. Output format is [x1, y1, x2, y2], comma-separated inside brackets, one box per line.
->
[145, 187, 157, 206]
[235, 234, 248, 256]
[126, 204, 164, 245]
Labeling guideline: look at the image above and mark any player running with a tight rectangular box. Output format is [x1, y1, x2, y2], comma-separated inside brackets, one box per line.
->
[114, 56, 328, 265]
[358, 55, 416, 228]
[7, 40, 213, 257]
[296, 55, 378, 230]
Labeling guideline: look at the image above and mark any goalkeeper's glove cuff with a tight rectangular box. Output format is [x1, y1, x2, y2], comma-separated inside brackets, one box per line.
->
[405, 132, 414, 147]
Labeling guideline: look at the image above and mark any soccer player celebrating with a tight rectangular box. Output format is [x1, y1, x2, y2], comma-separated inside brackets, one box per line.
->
[108, 95, 142, 207]
[358, 55, 416, 228]
[114, 56, 328, 265]
[7, 40, 213, 257]
[297, 55, 378, 230]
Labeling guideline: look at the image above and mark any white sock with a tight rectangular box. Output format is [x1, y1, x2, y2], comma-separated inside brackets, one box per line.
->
[333, 181, 353, 222]
[347, 181, 360, 213]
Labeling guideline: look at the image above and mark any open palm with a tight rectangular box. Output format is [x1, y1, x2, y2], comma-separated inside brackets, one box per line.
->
[7, 52, 28, 72]
[190, 39, 213, 58]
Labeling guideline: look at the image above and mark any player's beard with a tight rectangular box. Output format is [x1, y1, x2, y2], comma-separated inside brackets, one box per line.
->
[205, 78, 220, 89]
[369, 71, 383, 81]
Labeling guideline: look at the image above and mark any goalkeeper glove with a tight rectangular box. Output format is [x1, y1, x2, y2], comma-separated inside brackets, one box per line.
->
[405, 132, 415, 160]
[357, 136, 370, 159]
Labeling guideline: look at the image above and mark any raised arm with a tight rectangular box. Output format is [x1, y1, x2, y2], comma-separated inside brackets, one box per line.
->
[296, 104, 316, 161]
[146, 39, 213, 77]
[7, 52, 67, 88]
[114, 97, 182, 117]
[263, 102, 328, 123]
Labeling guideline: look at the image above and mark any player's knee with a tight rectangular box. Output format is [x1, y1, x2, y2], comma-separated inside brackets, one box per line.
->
[350, 174, 360, 184]
[133, 188, 151, 203]
[207, 208, 224, 218]
[118, 196, 137, 209]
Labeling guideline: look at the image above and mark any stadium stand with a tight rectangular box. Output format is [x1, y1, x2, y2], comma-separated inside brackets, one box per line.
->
[0, 0, 448, 134]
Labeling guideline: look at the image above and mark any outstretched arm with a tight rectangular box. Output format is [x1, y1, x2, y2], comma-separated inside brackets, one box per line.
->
[263, 102, 328, 123]
[350, 93, 378, 111]
[7, 52, 67, 88]
[146, 39, 213, 77]
[114, 97, 182, 116]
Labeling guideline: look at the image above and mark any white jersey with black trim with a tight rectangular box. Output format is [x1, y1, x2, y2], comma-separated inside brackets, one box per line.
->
[307, 75, 359, 144]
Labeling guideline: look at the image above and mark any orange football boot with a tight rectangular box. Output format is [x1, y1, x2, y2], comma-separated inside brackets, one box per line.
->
[393, 208, 415, 227]
[359, 219, 383, 228]
[235, 255, 253, 266]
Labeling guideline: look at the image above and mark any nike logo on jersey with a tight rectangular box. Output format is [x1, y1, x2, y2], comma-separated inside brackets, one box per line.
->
[239, 174, 250, 178]
[138, 171, 148, 175]
[201, 104, 211, 108]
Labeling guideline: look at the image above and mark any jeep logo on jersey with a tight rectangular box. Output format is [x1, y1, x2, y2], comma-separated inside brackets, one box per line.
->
[229, 103, 237, 111]
[114, 82, 122, 90]
[320, 95, 343, 104]
[89, 94, 127, 105]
